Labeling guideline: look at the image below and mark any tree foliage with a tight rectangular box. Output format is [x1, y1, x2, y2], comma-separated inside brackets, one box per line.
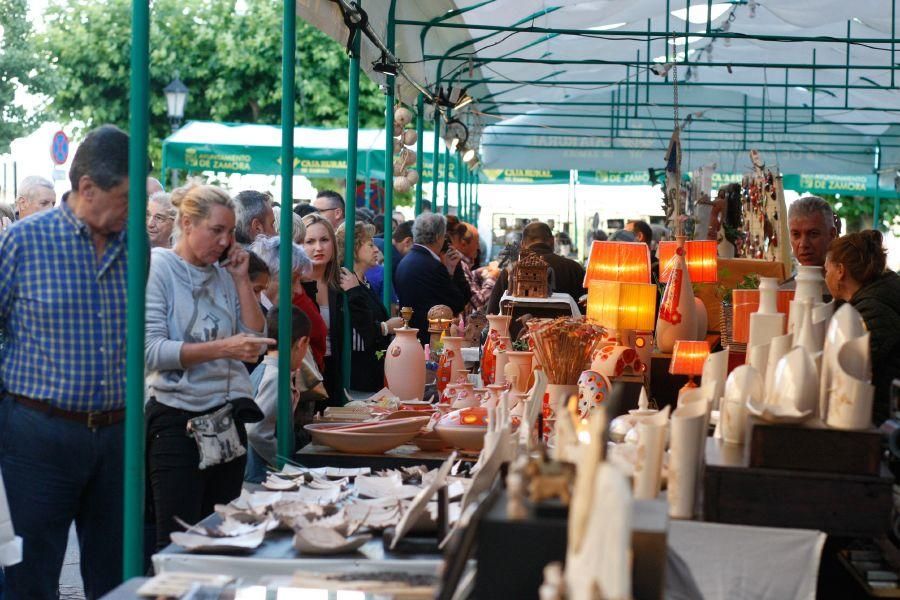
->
[40, 0, 385, 172]
[0, 0, 52, 152]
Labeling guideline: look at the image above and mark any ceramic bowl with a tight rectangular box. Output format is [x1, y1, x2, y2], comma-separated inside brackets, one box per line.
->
[411, 429, 450, 452]
[328, 415, 431, 435]
[400, 400, 436, 411]
[383, 410, 436, 421]
[303, 425, 418, 453]
[434, 424, 487, 451]
[770, 347, 818, 413]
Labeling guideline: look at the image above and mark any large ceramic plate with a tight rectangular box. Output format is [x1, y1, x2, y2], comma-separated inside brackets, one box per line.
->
[329, 415, 431, 435]
[302, 426, 419, 454]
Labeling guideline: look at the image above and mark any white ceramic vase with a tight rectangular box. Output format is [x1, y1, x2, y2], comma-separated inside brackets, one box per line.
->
[668, 400, 709, 519]
[789, 266, 825, 333]
[633, 420, 668, 500]
[826, 334, 874, 430]
[770, 347, 819, 414]
[747, 278, 786, 364]
[819, 304, 866, 419]
[656, 251, 698, 352]
[764, 332, 793, 402]
[700, 348, 729, 411]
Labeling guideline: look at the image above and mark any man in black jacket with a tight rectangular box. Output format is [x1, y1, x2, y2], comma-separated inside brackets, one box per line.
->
[395, 213, 472, 345]
[487, 221, 586, 315]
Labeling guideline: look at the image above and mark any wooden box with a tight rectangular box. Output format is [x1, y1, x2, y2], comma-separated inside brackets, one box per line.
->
[476, 493, 668, 600]
[704, 438, 893, 538]
[748, 417, 883, 476]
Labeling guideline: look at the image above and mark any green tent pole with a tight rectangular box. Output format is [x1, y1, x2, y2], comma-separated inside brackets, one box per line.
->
[343, 16, 361, 390]
[123, 0, 149, 580]
[415, 92, 425, 215]
[277, 0, 297, 465]
[874, 141, 882, 230]
[443, 145, 450, 215]
[382, 0, 397, 311]
[458, 161, 465, 221]
[431, 113, 442, 210]
[364, 150, 371, 209]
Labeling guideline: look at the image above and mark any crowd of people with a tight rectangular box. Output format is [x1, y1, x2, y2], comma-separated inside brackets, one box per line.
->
[1, 124, 900, 598]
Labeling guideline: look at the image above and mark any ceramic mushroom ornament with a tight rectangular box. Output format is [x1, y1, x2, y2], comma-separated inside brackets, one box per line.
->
[392, 105, 418, 193]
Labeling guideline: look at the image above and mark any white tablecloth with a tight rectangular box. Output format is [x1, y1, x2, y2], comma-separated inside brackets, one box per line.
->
[669, 520, 826, 600]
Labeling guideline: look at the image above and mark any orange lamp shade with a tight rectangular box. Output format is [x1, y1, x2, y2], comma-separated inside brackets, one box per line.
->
[587, 280, 657, 331]
[659, 240, 719, 283]
[584, 241, 651, 286]
[669, 340, 710, 376]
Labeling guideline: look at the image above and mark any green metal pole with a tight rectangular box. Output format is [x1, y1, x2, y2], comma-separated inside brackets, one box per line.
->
[456, 154, 463, 219]
[277, 0, 297, 463]
[383, 0, 398, 310]
[123, 0, 149, 580]
[443, 144, 450, 215]
[845, 20, 851, 109]
[645, 19, 651, 102]
[812, 49, 817, 122]
[344, 19, 361, 387]
[874, 141, 882, 230]
[684, 0, 690, 61]
[431, 111, 442, 208]
[415, 93, 425, 215]
[364, 150, 371, 209]
[784, 69, 789, 133]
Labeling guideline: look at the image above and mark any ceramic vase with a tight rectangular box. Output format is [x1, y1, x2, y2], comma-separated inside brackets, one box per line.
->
[452, 383, 477, 409]
[826, 334, 874, 430]
[747, 278, 786, 362]
[789, 266, 825, 334]
[764, 333, 793, 403]
[656, 250, 699, 352]
[634, 420, 668, 499]
[668, 400, 709, 519]
[576, 370, 612, 418]
[700, 348, 729, 411]
[770, 347, 818, 414]
[819, 304, 866, 419]
[493, 337, 512, 386]
[385, 327, 426, 401]
[483, 384, 507, 409]
[436, 336, 466, 394]
[505, 351, 535, 393]
[795, 300, 826, 357]
[481, 315, 511, 386]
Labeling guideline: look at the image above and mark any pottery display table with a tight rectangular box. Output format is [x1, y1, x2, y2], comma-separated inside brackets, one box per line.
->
[703, 437, 893, 537]
[296, 443, 472, 471]
[152, 512, 445, 580]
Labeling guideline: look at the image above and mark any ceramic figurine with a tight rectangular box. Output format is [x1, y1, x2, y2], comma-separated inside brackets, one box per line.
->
[576, 370, 612, 418]
[656, 245, 699, 352]
[481, 315, 512, 385]
[435, 336, 465, 394]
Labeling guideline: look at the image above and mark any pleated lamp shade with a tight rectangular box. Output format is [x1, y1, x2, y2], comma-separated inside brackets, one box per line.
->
[669, 340, 710, 377]
[658, 240, 719, 283]
[587, 280, 657, 331]
[584, 241, 652, 286]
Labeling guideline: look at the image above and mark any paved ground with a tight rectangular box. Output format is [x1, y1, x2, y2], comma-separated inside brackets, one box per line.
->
[58, 525, 85, 600]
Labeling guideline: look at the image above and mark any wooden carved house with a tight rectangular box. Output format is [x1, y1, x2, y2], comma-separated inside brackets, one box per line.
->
[512, 249, 550, 298]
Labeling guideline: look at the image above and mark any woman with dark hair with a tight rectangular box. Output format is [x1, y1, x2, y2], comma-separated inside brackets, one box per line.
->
[824, 230, 900, 423]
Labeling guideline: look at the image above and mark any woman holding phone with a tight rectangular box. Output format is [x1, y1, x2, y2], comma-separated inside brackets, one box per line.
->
[144, 184, 274, 550]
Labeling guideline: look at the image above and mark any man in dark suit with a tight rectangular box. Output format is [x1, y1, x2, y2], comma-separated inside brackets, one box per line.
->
[487, 221, 586, 315]
[395, 213, 472, 345]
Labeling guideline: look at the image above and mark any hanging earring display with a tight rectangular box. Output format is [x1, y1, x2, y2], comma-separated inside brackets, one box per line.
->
[736, 150, 791, 273]
[392, 104, 419, 192]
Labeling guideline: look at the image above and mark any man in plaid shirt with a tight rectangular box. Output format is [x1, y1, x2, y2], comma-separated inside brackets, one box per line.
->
[0, 125, 130, 599]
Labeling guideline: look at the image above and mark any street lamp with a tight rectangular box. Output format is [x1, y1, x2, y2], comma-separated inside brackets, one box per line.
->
[163, 75, 188, 130]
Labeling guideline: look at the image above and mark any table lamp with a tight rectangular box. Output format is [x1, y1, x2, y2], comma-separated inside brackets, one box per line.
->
[584, 241, 652, 287]
[658, 240, 718, 284]
[669, 340, 710, 402]
[587, 280, 657, 370]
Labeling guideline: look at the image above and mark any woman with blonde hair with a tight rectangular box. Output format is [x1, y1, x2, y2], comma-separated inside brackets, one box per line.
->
[301, 212, 343, 405]
[145, 184, 274, 550]
[336, 221, 404, 391]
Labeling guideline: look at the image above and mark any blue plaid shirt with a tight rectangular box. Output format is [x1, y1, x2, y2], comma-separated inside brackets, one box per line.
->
[0, 202, 128, 411]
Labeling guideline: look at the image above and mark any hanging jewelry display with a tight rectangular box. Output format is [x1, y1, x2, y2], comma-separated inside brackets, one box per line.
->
[738, 150, 791, 272]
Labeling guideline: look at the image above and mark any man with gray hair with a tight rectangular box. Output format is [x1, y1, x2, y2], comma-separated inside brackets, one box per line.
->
[394, 212, 472, 344]
[15, 175, 55, 220]
[781, 196, 838, 290]
[234, 189, 276, 244]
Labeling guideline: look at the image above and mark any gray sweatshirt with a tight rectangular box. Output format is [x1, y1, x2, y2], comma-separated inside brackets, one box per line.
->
[145, 248, 264, 412]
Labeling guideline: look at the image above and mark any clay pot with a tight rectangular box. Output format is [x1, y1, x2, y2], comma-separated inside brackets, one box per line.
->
[481, 315, 512, 385]
[505, 351, 534, 393]
[493, 336, 512, 385]
[436, 337, 466, 394]
[384, 328, 426, 401]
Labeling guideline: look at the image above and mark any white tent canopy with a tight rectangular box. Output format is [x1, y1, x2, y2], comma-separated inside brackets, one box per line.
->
[296, 0, 900, 180]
